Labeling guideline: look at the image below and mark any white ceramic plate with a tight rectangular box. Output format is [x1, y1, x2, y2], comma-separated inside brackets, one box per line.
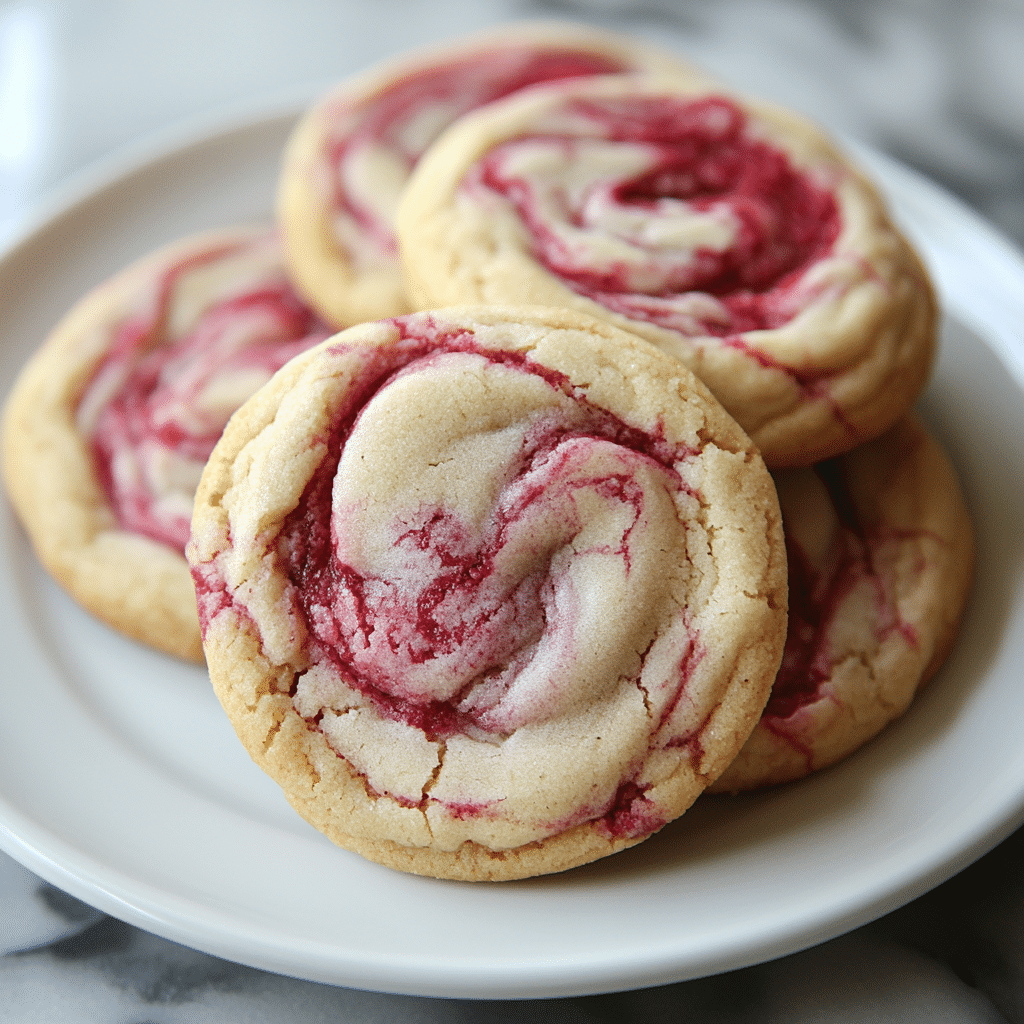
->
[1, 107, 1023, 1001]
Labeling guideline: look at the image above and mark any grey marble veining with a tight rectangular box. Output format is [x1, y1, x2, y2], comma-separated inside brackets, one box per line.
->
[3, 828, 1023, 1021]
[524, 0, 1024, 246]
[2, 0, 1023, 1020]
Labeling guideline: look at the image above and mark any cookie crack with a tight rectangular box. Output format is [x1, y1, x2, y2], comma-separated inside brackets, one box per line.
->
[418, 740, 448, 838]
[261, 716, 284, 756]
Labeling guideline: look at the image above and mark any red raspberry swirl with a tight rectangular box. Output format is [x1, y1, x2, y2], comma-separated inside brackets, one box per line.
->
[79, 236, 330, 550]
[323, 47, 629, 265]
[764, 460, 919, 745]
[472, 95, 840, 342]
[278, 324, 699, 752]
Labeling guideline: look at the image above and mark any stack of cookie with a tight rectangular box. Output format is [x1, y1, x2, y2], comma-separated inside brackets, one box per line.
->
[2, 23, 972, 881]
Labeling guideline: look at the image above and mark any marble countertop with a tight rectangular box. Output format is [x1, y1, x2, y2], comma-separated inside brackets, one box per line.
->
[2, 1, 1024, 1020]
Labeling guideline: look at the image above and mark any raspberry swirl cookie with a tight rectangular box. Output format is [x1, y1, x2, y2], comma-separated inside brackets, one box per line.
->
[277, 23, 699, 326]
[188, 306, 788, 880]
[711, 417, 973, 793]
[2, 228, 330, 662]
[397, 75, 937, 468]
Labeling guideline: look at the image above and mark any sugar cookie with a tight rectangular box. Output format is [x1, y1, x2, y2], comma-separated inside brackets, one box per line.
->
[398, 75, 937, 467]
[188, 305, 787, 878]
[2, 228, 330, 661]
[711, 417, 972, 792]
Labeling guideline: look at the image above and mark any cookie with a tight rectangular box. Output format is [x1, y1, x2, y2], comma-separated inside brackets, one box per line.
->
[188, 305, 788, 879]
[277, 22, 701, 326]
[397, 74, 937, 468]
[2, 228, 330, 662]
[711, 417, 973, 793]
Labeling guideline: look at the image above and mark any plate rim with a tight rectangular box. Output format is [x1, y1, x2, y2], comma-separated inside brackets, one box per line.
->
[0, 88, 319, 262]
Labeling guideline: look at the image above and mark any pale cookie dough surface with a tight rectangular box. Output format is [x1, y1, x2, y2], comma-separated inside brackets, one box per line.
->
[188, 306, 788, 880]
[1, 227, 330, 662]
[397, 74, 937, 468]
[277, 22, 703, 327]
[711, 416, 973, 793]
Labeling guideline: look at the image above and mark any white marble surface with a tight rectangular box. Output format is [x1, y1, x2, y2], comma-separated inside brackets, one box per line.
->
[2, 0, 1024, 1019]
[2, 0, 1023, 252]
